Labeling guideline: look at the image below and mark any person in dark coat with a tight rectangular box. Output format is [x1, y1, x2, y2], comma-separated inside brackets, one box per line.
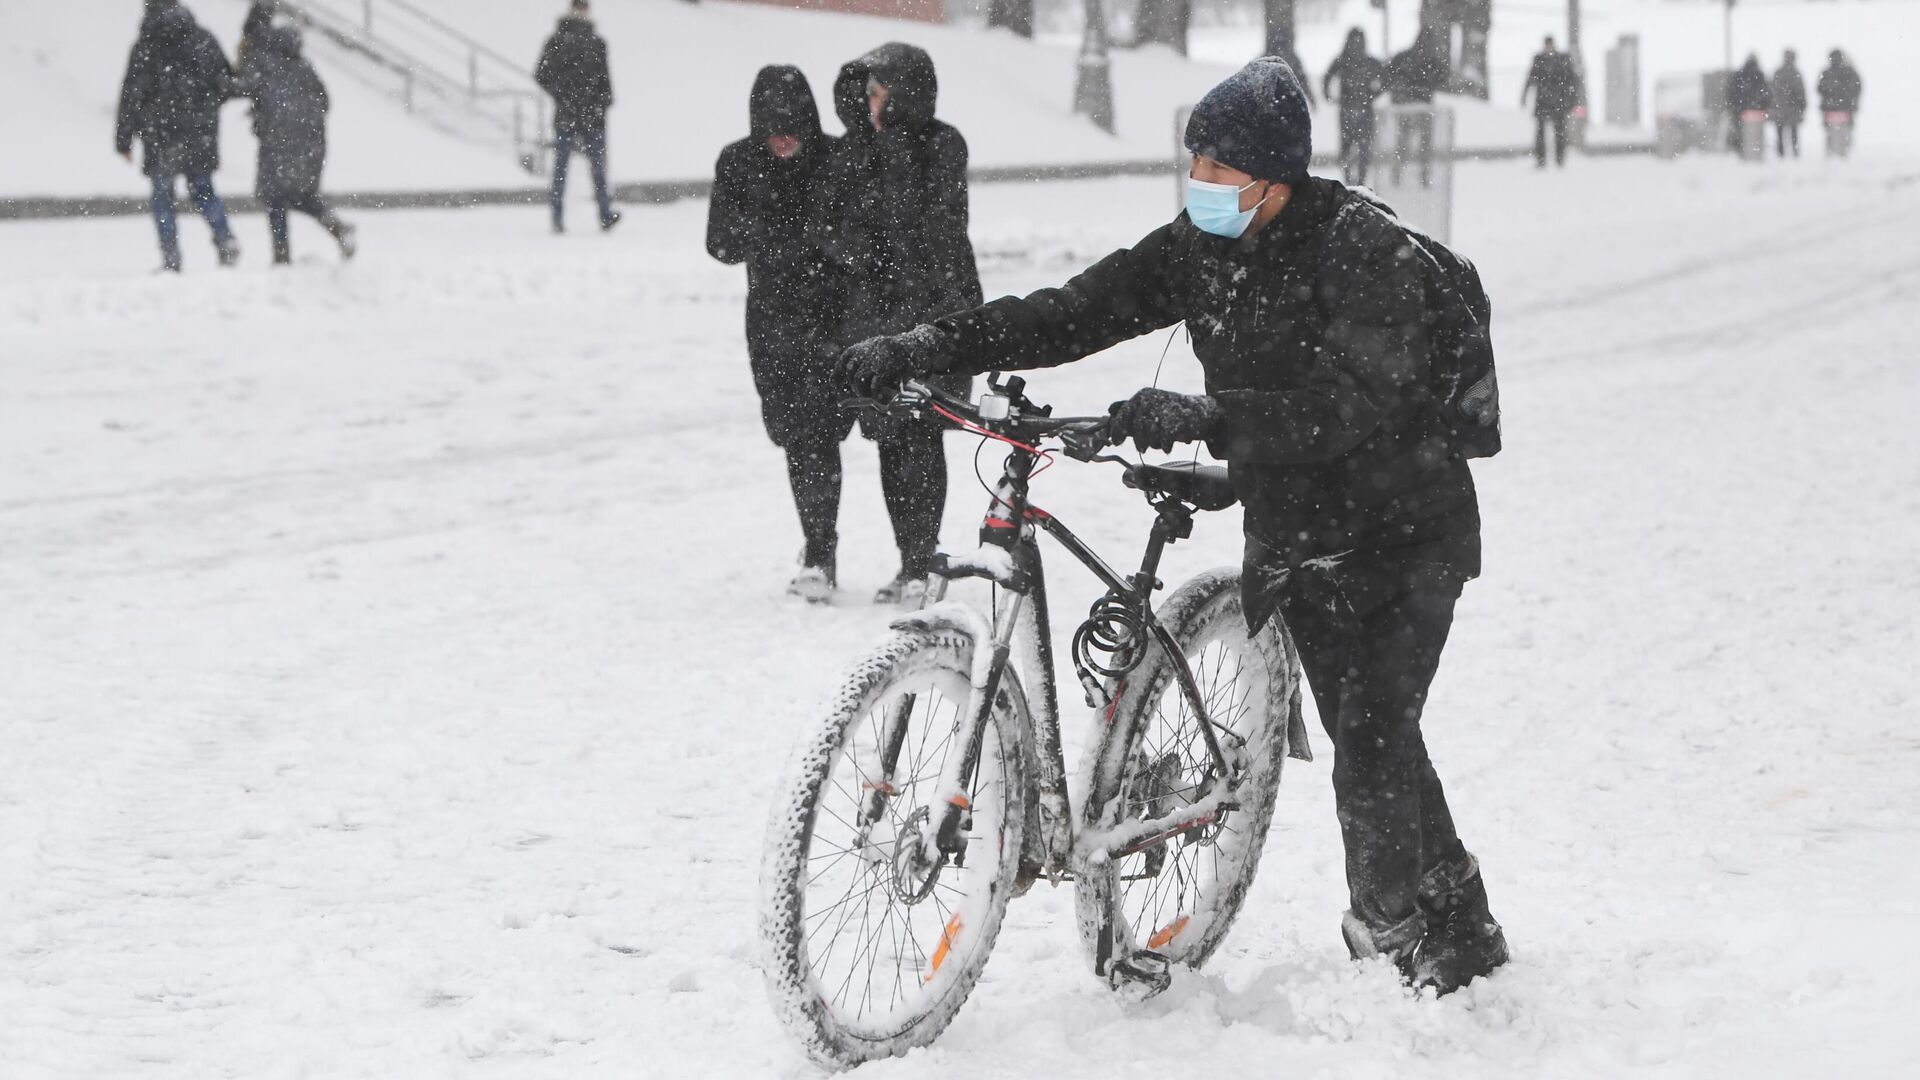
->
[1386, 30, 1448, 187]
[234, 24, 355, 264]
[1728, 54, 1772, 159]
[535, 0, 618, 233]
[1322, 28, 1387, 186]
[237, 0, 276, 68]
[116, 0, 240, 272]
[813, 42, 983, 605]
[1817, 49, 1863, 158]
[1521, 36, 1581, 168]
[708, 66, 850, 601]
[840, 57, 1507, 997]
[1769, 50, 1808, 159]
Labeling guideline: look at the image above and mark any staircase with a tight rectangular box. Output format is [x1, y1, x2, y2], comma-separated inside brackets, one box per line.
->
[239, 0, 551, 175]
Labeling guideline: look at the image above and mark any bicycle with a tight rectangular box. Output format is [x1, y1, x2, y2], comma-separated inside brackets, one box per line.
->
[760, 376, 1310, 1069]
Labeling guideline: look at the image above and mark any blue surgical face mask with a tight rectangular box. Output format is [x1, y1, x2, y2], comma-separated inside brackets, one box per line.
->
[1186, 176, 1266, 239]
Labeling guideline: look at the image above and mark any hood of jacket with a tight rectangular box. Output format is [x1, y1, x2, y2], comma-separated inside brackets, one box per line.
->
[552, 14, 596, 40]
[258, 24, 303, 60]
[1340, 29, 1367, 59]
[832, 42, 937, 135]
[143, 3, 196, 45]
[749, 64, 824, 145]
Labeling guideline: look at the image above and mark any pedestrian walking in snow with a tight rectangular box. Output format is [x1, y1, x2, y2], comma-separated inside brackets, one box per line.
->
[234, 24, 355, 265]
[839, 56, 1510, 996]
[1386, 30, 1448, 187]
[1521, 36, 1581, 169]
[1728, 54, 1773, 160]
[813, 43, 982, 605]
[1769, 50, 1808, 159]
[115, 0, 240, 273]
[707, 66, 850, 602]
[1817, 50, 1863, 159]
[1322, 28, 1387, 187]
[535, 0, 619, 234]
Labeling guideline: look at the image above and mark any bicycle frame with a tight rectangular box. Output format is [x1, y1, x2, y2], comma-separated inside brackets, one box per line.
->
[864, 430, 1247, 888]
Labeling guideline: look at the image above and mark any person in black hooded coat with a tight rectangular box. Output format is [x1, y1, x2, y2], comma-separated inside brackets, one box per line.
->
[1322, 28, 1387, 186]
[812, 42, 983, 604]
[1728, 55, 1773, 158]
[708, 66, 849, 600]
[116, 0, 240, 272]
[535, 1, 618, 233]
[235, 24, 356, 264]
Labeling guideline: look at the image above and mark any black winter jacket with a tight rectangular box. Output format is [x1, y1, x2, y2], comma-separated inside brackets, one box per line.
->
[535, 16, 613, 135]
[1817, 61, 1862, 113]
[1729, 59, 1772, 115]
[1323, 38, 1387, 125]
[116, 6, 233, 178]
[1387, 43, 1448, 106]
[814, 42, 983, 344]
[1522, 51, 1581, 116]
[708, 66, 849, 449]
[235, 27, 329, 201]
[927, 177, 1481, 628]
[1770, 62, 1808, 124]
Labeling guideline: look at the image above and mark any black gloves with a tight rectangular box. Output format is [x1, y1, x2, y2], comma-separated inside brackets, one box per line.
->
[1107, 388, 1225, 453]
[839, 324, 951, 400]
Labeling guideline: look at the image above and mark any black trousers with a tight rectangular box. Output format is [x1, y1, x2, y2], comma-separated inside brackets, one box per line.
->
[1776, 121, 1801, 157]
[783, 435, 842, 571]
[1277, 576, 1467, 926]
[1338, 111, 1377, 186]
[265, 194, 346, 262]
[875, 421, 946, 577]
[1534, 112, 1570, 167]
[1391, 112, 1434, 187]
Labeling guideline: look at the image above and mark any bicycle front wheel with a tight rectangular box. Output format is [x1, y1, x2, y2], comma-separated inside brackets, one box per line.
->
[1075, 568, 1302, 977]
[761, 626, 1028, 1070]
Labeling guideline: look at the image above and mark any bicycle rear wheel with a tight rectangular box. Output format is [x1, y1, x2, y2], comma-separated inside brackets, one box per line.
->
[761, 626, 1028, 1069]
[1074, 568, 1301, 980]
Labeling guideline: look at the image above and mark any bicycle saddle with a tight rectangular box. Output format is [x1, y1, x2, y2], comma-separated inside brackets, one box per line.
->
[1129, 461, 1238, 511]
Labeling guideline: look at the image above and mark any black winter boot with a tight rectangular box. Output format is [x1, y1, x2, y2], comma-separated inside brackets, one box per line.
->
[1341, 907, 1425, 981]
[1411, 852, 1509, 995]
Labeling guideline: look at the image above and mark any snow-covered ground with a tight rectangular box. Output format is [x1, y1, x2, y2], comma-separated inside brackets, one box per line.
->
[4, 152, 1918, 1077]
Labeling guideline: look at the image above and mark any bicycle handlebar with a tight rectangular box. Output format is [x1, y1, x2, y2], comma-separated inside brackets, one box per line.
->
[860, 378, 1115, 460]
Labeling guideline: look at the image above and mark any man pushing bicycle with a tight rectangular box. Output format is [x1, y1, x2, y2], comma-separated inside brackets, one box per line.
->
[840, 57, 1509, 996]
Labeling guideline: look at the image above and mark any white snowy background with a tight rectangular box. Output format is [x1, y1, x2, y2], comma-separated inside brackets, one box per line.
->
[3, 1, 1918, 1078]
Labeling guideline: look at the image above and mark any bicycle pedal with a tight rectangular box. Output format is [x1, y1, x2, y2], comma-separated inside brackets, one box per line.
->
[1105, 949, 1173, 1001]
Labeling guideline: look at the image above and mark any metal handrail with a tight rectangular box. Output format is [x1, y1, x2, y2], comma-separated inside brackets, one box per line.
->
[259, 0, 550, 172]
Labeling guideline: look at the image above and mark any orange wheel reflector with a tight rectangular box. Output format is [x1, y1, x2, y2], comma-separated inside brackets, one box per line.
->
[948, 794, 970, 809]
[1147, 915, 1190, 952]
[924, 913, 964, 983]
[861, 781, 898, 795]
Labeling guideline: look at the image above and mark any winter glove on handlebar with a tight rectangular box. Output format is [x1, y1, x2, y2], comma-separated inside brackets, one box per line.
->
[839, 324, 952, 400]
[1107, 388, 1225, 453]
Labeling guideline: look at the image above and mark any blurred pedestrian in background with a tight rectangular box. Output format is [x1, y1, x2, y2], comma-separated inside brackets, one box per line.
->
[1817, 50, 1863, 159]
[1386, 28, 1448, 188]
[1521, 36, 1580, 169]
[235, 23, 356, 265]
[707, 66, 849, 602]
[814, 43, 982, 605]
[1728, 54, 1772, 161]
[1769, 49, 1807, 159]
[116, 0, 240, 273]
[237, 0, 276, 68]
[536, 0, 619, 233]
[1323, 28, 1387, 186]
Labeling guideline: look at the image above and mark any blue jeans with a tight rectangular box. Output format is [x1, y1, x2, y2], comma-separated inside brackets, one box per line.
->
[551, 127, 613, 227]
[151, 173, 233, 269]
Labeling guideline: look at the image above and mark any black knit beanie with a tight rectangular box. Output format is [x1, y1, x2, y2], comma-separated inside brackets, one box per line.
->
[1184, 57, 1314, 185]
